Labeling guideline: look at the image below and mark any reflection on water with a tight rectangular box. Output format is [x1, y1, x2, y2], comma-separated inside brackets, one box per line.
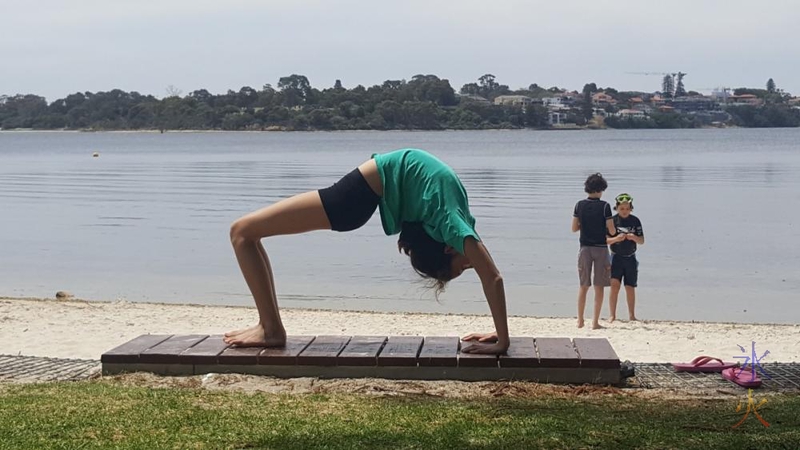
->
[1, 129, 799, 323]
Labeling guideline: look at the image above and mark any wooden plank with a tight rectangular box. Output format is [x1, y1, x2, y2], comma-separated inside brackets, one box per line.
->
[297, 335, 351, 366]
[179, 335, 230, 364]
[535, 338, 580, 368]
[499, 337, 539, 368]
[337, 336, 387, 366]
[458, 352, 498, 367]
[219, 346, 264, 365]
[573, 338, 621, 369]
[377, 336, 423, 367]
[101, 334, 172, 364]
[418, 336, 459, 367]
[258, 336, 316, 365]
[140, 335, 208, 364]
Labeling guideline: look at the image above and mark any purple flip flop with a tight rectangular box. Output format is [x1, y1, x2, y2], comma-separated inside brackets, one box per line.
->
[722, 367, 763, 388]
[671, 355, 738, 373]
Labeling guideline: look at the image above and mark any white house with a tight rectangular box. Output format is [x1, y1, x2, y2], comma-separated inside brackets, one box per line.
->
[493, 95, 534, 107]
[616, 109, 646, 119]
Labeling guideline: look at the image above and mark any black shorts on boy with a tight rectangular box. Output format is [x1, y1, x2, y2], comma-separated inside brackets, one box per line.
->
[611, 254, 638, 287]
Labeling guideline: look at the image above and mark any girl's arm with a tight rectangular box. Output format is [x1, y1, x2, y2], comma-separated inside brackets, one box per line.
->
[460, 236, 510, 354]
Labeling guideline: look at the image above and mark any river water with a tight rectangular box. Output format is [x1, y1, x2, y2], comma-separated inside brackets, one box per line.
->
[1, 129, 798, 323]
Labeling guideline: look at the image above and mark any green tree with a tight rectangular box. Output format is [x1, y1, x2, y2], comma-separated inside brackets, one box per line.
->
[278, 74, 313, 107]
[767, 78, 776, 93]
[581, 83, 598, 120]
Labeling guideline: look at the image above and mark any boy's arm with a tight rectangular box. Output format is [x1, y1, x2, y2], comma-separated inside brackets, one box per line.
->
[608, 233, 626, 245]
[604, 203, 615, 236]
[606, 218, 616, 236]
[626, 234, 645, 245]
[571, 202, 581, 232]
[627, 221, 645, 245]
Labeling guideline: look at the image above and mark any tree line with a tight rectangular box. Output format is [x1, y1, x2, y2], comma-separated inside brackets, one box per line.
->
[1, 74, 798, 131]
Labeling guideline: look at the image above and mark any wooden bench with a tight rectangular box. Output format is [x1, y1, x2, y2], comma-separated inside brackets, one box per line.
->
[101, 335, 621, 384]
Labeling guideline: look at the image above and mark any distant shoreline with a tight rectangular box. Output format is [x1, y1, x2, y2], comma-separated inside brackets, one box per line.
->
[0, 125, 745, 133]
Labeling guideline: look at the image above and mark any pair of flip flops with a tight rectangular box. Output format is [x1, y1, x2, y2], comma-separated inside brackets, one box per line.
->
[672, 355, 762, 388]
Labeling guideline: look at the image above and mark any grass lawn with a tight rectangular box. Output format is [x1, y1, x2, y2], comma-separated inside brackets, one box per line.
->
[0, 379, 797, 449]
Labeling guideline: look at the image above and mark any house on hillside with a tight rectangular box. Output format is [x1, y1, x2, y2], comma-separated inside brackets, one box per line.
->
[493, 95, 533, 107]
[548, 111, 568, 126]
[558, 91, 580, 106]
[671, 96, 719, 112]
[650, 95, 665, 106]
[540, 97, 563, 107]
[616, 109, 646, 119]
[591, 92, 617, 106]
[726, 94, 763, 107]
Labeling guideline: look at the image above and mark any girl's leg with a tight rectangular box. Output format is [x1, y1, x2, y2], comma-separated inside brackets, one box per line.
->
[225, 190, 331, 346]
[625, 286, 638, 321]
[609, 279, 622, 322]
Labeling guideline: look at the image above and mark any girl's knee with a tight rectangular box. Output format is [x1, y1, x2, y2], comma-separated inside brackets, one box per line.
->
[230, 217, 258, 244]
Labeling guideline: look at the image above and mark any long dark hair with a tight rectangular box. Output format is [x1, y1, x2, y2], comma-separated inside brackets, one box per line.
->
[397, 222, 453, 298]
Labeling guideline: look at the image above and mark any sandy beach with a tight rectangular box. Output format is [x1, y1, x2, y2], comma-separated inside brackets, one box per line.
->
[1, 296, 798, 363]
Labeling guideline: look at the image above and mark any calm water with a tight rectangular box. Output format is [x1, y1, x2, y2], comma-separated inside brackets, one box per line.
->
[1, 129, 798, 323]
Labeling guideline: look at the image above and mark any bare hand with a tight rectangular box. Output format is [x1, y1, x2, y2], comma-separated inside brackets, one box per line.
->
[462, 332, 498, 343]
[625, 233, 635, 240]
[461, 341, 509, 355]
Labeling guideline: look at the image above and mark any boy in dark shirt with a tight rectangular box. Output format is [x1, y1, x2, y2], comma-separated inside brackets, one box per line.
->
[572, 173, 616, 329]
[606, 193, 645, 322]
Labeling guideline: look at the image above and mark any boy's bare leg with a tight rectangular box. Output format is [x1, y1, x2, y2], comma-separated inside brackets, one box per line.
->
[609, 279, 621, 322]
[625, 286, 638, 321]
[577, 286, 589, 328]
[225, 191, 331, 347]
[592, 286, 605, 329]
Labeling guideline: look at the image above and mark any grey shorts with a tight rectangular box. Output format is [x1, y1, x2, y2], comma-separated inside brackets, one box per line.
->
[578, 246, 611, 287]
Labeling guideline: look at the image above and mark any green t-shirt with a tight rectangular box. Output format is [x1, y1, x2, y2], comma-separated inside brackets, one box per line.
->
[371, 149, 479, 255]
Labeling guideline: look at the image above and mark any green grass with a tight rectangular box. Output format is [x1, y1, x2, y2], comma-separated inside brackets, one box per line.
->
[0, 381, 798, 449]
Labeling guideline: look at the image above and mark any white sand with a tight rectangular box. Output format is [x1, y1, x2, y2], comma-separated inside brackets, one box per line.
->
[1, 297, 798, 363]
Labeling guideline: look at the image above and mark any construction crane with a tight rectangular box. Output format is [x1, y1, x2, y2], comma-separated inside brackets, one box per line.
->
[626, 72, 673, 76]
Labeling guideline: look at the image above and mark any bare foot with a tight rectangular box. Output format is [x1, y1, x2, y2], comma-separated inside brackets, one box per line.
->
[577, 319, 585, 329]
[223, 324, 286, 347]
[224, 324, 258, 339]
[609, 316, 616, 323]
[629, 316, 638, 322]
[592, 323, 605, 330]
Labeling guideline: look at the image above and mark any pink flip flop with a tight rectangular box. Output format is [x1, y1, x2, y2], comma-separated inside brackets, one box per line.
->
[722, 366, 762, 388]
[671, 355, 739, 373]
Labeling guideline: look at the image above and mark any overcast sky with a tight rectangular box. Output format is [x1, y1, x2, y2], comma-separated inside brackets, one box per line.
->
[2, 0, 798, 101]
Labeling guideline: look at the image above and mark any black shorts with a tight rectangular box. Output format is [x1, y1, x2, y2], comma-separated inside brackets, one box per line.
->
[318, 168, 380, 232]
[611, 254, 638, 287]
